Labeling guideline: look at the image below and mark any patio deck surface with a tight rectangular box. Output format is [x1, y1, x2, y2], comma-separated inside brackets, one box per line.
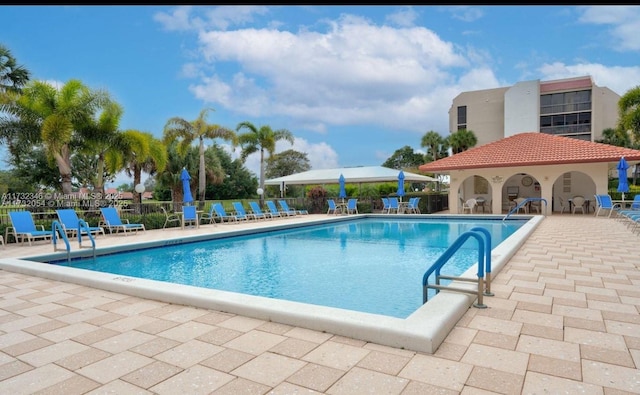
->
[1, 213, 639, 394]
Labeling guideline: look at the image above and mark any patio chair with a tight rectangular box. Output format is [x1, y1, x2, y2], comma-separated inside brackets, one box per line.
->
[278, 200, 308, 215]
[267, 200, 293, 217]
[249, 201, 273, 220]
[406, 197, 421, 214]
[558, 196, 569, 214]
[462, 198, 477, 214]
[232, 202, 256, 221]
[381, 197, 390, 213]
[213, 203, 239, 223]
[161, 206, 181, 228]
[56, 209, 105, 238]
[571, 196, 586, 214]
[594, 194, 623, 218]
[7, 211, 53, 246]
[99, 207, 145, 235]
[199, 204, 217, 225]
[182, 205, 199, 228]
[388, 197, 400, 214]
[327, 199, 339, 215]
[346, 198, 358, 214]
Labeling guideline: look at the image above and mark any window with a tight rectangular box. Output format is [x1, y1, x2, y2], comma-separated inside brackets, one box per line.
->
[457, 106, 467, 130]
[539, 89, 592, 138]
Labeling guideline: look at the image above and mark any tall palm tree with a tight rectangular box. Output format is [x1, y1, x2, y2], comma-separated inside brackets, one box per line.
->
[79, 99, 124, 194]
[163, 108, 237, 205]
[236, 121, 294, 204]
[420, 130, 445, 162]
[9, 79, 109, 194]
[108, 130, 167, 206]
[618, 86, 640, 145]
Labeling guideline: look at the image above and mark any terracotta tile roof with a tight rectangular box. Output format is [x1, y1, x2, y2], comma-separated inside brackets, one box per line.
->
[419, 132, 640, 173]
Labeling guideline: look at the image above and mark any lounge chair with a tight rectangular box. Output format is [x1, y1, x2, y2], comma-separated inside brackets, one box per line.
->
[182, 205, 199, 228]
[249, 201, 273, 220]
[56, 209, 105, 238]
[593, 195, 621, 217]
[213, 203, 239, 223]
[278, 200, 308, 215]
[99, 207, 145, 235]
[232, 202, 256, 221]
[346, 198, 358, 214]
[161, 206, 181, 228]
[266, 200, 293, 217]
[7, 211, 53, 246]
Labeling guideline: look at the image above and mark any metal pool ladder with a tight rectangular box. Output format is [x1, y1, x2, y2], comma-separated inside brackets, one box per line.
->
[503, 197, 548, 221]
[422, 227, 494, 308]
[52, 220, 71, 262]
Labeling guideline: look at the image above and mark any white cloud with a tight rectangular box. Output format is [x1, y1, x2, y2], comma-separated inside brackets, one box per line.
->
[578, 6, 640, 51]
[186, 13, 470, 137]
[385, 7, 419, 27]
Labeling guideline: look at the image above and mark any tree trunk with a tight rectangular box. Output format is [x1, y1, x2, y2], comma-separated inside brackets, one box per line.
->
[54, 148, 73, 195]
[259, 148, 265, 206]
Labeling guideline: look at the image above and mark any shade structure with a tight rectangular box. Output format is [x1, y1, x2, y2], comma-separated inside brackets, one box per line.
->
[397, 170, 405, 200]
[338, 174, 347, 201]
[181, 168, 194, 204]
[265, 166, 438, 185]
[617, 157, 629, 200]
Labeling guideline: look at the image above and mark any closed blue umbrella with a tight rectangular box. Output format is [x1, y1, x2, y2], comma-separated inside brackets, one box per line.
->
[338, 174, 347, 202]
[397, 170, 405, 201]
[181, 168, 194, 204]
[617, 157, 630, 201]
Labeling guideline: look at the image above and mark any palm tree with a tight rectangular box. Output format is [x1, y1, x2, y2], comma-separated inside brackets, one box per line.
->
[109, 130, 167, 206]
[236, 121, 294, 204]
[0, 44, 30, 94]
[163, 108, 237, 205]
[448, 128, 478, 154]
[79, 99, 124, 194]
[618, 86, 640, 146]
[420, 130, 445, 162]
[9, 79, 110, 194]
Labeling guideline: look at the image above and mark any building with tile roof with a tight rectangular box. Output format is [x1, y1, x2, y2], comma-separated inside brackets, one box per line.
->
[449, 75, 620, 146]
[419, 133, 640, 215]
[421, 75, 633, 215]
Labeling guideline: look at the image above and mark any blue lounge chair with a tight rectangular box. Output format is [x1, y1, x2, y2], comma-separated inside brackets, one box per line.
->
[100, 207, 145, 235]
[249, 201, 272, 220]
[266, 200, 292, 217]
[232, 202, 256, 221]
[182, 205, 199, 228]
[213, 203, 239, 223]
[346, 198, 358, 214]
[278, 200, 308, 215]
[7, 211, 53, 245]
[56, 209, 105, 238]
[594, 194, 621, 217]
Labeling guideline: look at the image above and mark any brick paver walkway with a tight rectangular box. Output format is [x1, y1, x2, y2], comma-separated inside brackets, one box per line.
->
[1, 214, 639, 394]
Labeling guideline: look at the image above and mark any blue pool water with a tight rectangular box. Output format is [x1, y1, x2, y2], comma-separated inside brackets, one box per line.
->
[58, 217, 526, 318]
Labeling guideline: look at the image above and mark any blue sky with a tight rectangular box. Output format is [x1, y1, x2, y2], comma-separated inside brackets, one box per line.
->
[3, 5, 640, 187]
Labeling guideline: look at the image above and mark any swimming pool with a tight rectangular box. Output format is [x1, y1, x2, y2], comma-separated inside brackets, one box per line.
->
[0, 214, 543, 353]
[54, 217, 525, 319]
